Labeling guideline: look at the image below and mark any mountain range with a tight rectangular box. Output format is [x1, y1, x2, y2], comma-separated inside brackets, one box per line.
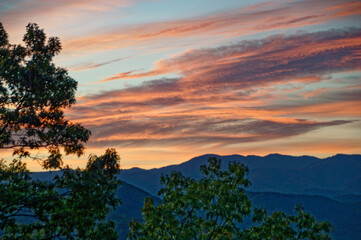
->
[31, 153, 361, 239]
[118, 153, 361, 197]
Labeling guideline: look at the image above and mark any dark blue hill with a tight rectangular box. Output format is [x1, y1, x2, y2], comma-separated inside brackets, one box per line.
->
[29, 153, 361, 239]
[109, 181, 160, 239]
[112, 185, 361, 240]
[248, 192, 361, 240]
[118, 153, 361, 197]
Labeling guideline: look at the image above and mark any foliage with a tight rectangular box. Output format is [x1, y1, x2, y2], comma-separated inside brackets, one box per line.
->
[129, 157, 333, 240]
[0, 22, 90, 169]
[0, 23, 121, 239]
[0, 149, 121, 239]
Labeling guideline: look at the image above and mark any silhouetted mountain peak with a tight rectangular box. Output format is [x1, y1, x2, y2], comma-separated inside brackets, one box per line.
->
[265, 153, 285, 157]
[122, 167, 144, 173]
[327, 153, 361, 160]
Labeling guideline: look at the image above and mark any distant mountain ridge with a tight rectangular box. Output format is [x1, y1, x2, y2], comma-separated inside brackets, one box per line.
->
[118, 153, 361, 197]
[115, 153, 361, 239]
[28, 153, 361, 240]
[30, 153, 361, 198]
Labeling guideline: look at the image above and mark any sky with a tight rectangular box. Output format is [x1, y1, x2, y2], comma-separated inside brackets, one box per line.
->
[1, 0, 361, 170]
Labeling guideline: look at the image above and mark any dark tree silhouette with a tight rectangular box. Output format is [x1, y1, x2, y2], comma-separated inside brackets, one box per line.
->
[129, 157, 333, 240]
[0, 22, 90, 169]
[0, 23, 121, 239]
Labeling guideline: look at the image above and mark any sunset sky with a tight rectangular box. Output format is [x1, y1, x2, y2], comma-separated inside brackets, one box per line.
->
[1, 0, 361, 170]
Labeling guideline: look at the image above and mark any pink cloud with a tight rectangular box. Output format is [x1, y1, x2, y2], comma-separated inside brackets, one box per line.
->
[100, 28, 361, 88]
[65, 28, 361, 152]
[0, 0, 133, 26]
[62, 0, 361, 53]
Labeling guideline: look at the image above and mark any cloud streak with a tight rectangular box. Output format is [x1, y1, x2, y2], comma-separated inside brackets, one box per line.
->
[2, 0, 361, 169]
[68, 56, 130, 71]
[67, 28, 361, 151]
[0, 0, 133, 26]
[101, 28, 361, 87]
[63, 0, 361, 53]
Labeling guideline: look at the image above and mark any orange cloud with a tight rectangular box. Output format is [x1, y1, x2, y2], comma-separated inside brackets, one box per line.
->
[329, 1, 361, 17]
[302, 88, 331, 99]
[283, 100, 361, 117]
[100, 28, 361, 88]
[0, 0, 133, 25]
[63, 28, 361, 155]
[2, 0, 361, 170]
[62, 0, 361, 53]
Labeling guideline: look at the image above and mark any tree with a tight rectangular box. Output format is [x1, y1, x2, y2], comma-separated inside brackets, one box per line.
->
[129, 157, 333, 240]
[0, 23, 121, 239]
[0, 149, 121, 239]
[0, 22, 90, 169]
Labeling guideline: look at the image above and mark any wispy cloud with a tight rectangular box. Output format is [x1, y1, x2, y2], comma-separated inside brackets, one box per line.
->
[0, 0, 134, 29]
[68, 56, 130, 71]
[62, 0, 361, 53]
[100, 28, 361, 86]
[2, 0, 360, 168]
[68, 28, 361, 151]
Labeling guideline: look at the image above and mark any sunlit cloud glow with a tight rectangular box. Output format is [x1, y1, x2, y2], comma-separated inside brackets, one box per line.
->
[1, 0, 360, 169]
